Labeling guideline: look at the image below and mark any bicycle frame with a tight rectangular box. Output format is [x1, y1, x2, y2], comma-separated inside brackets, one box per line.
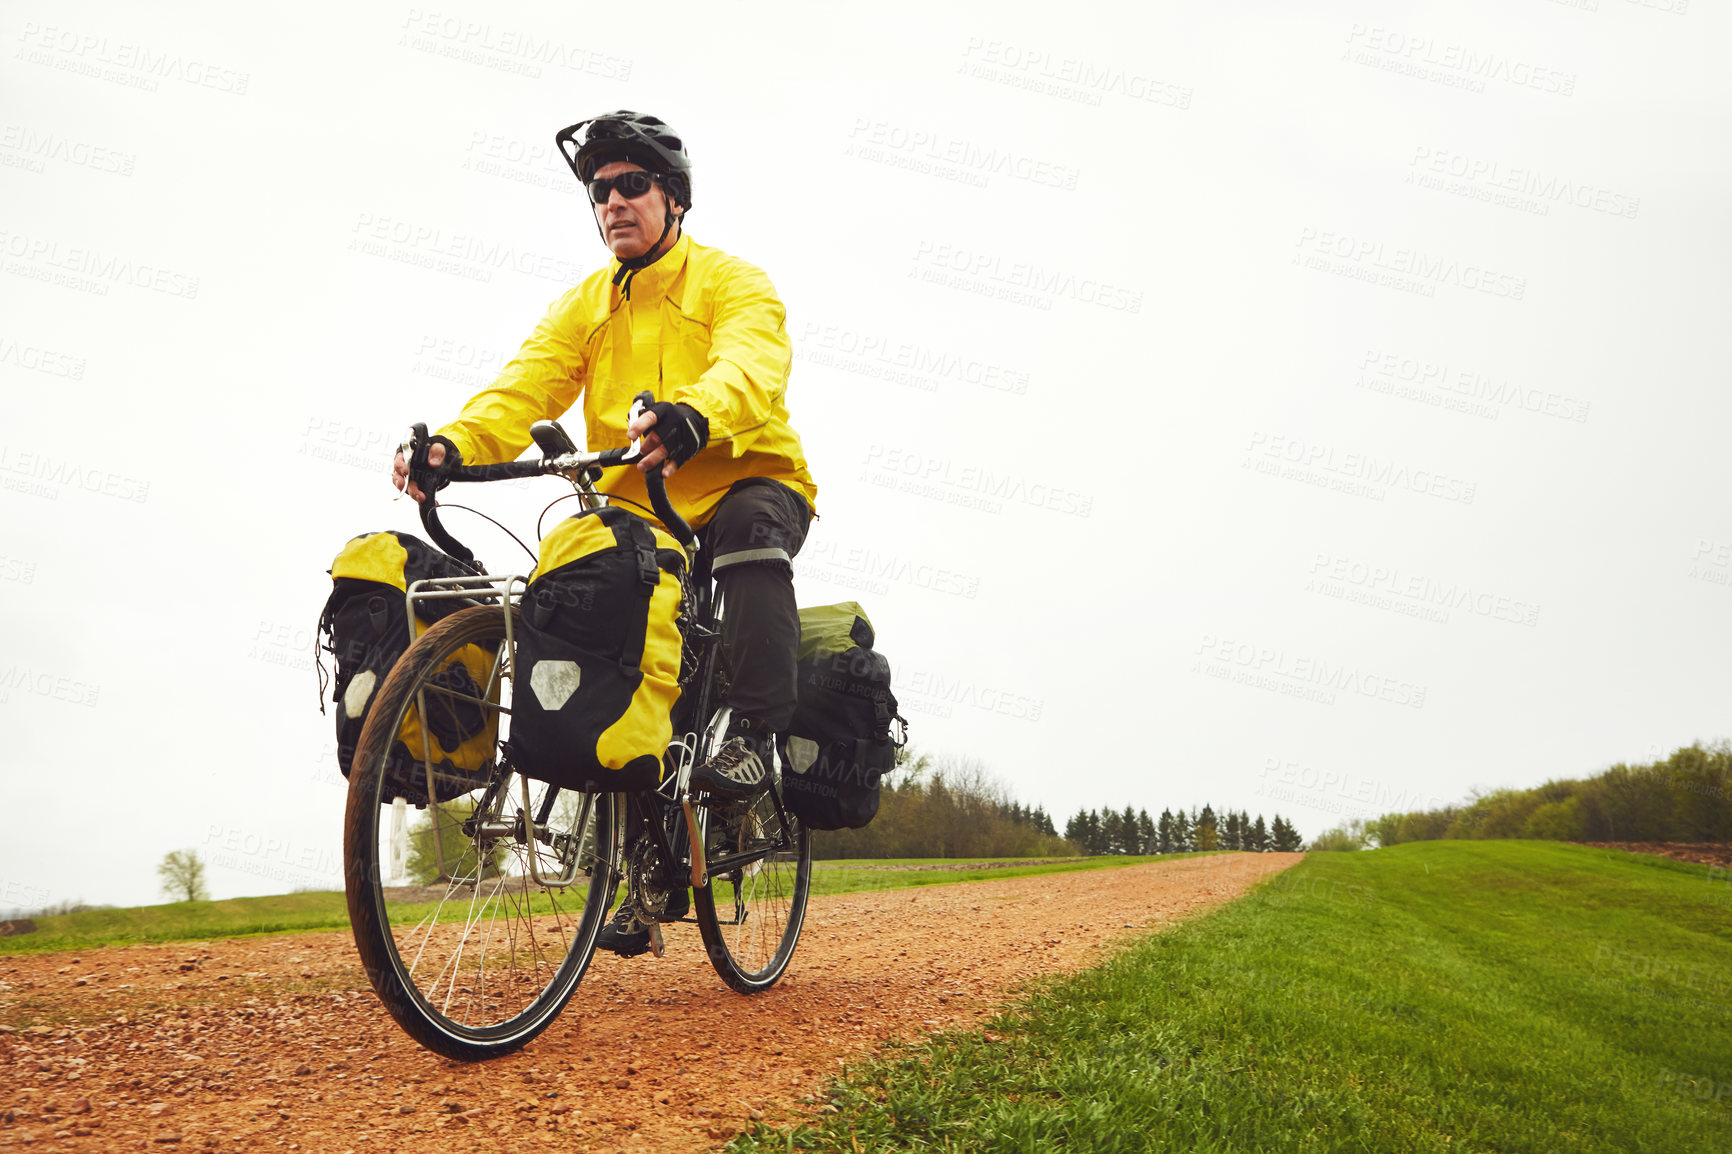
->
[395, 457, 800, 946]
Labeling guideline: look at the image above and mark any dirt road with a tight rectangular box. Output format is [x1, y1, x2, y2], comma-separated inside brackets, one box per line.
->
[0, 853, 1300, 1152]
[1578, 842, 1732, 868]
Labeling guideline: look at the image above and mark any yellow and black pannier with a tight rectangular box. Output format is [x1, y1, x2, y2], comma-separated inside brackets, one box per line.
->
[317, 531, 500, 804]
[510, 506, 685, 792]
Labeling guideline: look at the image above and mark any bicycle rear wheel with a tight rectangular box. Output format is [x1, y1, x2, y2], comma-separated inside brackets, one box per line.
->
[693, 720, 812, 993]
[343, 603, 621, 1060]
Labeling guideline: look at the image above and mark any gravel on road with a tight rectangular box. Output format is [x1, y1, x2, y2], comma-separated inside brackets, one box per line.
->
[0, 852, 1301, 1152]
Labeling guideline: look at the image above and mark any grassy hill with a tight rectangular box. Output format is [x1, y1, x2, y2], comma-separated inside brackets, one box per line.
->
[734, 841, 1732, 1153]
[0, 892, 353, 956]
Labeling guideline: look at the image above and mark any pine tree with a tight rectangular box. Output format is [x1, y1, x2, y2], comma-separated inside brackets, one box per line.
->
[1249, 815, 1269, 852]
[1101, 808, 1126, 855]
[1196, 804, 1219, 851]
[1172, 809, 1192, 852]
[1137, 809, 1156, 854]
[1157, 809, 1175, 854]
[1224, 810, 1242, 850]
[1270, 815, 1304, 852]
[1066, 808, 1102, 852]
[1074, 810, 1095, 855]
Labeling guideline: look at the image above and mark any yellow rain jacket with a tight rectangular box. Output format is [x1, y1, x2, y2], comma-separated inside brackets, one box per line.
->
[436, 231, 817, 527]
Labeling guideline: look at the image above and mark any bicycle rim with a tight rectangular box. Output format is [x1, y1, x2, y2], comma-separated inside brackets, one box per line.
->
[694, 773, 812, 993]
[343, 604, 621, 1060]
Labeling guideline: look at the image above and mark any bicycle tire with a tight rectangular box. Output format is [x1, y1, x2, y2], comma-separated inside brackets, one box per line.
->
[692, 717, 813, 993]
[343, 603, 621, 1061]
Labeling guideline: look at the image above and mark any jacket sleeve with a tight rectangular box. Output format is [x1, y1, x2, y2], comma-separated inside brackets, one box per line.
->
[435, 289, 590, 466]
[670, 263, 790, 457]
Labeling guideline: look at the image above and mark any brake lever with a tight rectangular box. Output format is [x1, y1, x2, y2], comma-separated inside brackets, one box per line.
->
[403, 422, 445, 497]
[624, 393, 651, 463]
[395, 423, 429, 500]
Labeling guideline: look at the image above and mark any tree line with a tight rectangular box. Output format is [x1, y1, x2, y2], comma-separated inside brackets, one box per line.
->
[799, 749, 1313, 860]
[1312, 742, 1732, 849]
[1064, 804, 1304, 855]
[811, 751, 1074, 859]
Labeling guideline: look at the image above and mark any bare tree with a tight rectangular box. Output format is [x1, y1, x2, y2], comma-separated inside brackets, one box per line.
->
[157, 849, 210, 902]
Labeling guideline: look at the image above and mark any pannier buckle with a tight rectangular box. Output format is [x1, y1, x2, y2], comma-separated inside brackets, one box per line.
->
[634, 544, 660, 589]
[872, 693, 893, 740]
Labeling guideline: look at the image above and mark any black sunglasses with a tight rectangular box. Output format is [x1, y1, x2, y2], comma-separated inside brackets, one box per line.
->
[586, 171, 662, 204]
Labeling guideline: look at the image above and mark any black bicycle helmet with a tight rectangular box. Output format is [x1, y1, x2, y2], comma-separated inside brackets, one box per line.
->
[556, 111, 692, 211]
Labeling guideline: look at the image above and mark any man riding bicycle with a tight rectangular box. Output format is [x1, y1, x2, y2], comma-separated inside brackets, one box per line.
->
[391, 110, 818, 956]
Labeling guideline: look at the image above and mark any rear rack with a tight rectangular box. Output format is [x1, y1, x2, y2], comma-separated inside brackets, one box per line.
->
[404, 573, 530, 661]
[399, 574, 530, 858]
[398, 572, 615, 893]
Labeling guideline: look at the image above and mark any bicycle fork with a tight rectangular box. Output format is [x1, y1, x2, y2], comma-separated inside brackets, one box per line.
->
[669, 729, 709, 892]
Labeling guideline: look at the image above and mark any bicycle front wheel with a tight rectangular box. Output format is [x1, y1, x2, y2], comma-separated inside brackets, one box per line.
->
[342, 603, 621, 1061]
[694, 772, 813, 994]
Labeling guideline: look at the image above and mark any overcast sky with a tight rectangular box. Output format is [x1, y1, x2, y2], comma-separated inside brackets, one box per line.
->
[3, 0, 1727, 909]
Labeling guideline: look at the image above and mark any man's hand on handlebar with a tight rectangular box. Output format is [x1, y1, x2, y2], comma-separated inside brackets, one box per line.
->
[392, 444, 438, 502]
[626, 410, 676, 479]
[391, 435, 461, 503]
[628, 402, 709, 479]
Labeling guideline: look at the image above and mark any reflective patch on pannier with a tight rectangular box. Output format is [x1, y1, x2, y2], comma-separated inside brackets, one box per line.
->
[528, 660, 583, 711]
[509, 506, 685, 793]
[787, 735, 820, 775]
[317, 530, 500, 805]
[783, 737, 895, 830]
[342, 670, 378, 720]
[784, 601, 904, 831]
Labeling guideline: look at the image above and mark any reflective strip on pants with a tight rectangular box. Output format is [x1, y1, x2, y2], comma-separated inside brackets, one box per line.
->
[712, 546, 791, 572]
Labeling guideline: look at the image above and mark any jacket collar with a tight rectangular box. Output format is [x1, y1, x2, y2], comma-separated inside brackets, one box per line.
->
[611, 230, 691, 303]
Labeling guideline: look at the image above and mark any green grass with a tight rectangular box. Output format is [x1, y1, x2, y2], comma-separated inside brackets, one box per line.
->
[0, 892, 354, 955]
[0, 853, 1211, 955]
[729, 841, 1732, 1154]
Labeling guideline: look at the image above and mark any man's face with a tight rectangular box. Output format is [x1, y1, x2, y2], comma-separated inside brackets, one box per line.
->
[591, 159, 680, 261]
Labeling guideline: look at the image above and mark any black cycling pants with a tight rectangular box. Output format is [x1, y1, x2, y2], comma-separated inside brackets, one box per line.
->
[698, 478, 812, 733]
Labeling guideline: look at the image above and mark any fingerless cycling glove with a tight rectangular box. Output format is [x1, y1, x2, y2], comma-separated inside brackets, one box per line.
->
[644, 402, 709, 466]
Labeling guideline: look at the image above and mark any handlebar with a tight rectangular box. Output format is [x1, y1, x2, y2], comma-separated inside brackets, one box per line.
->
[404, 394, 696, 568]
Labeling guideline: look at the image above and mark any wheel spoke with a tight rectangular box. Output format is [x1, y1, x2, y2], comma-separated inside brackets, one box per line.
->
[343, 604, 618, 1059]
[697, 780, 811, 993]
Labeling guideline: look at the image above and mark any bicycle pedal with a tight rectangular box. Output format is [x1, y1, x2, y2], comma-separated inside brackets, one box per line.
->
[646, 920, 665, 958]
